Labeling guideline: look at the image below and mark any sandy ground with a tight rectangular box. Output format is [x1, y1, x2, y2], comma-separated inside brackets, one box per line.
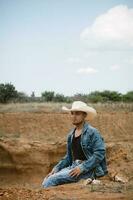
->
[0, 103, 133, 199]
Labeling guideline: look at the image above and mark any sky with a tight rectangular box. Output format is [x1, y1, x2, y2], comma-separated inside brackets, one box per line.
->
[0, 0, 133, 96]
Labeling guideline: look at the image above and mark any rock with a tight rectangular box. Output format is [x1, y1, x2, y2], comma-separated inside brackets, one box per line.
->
[92, 179, 101, 185]
[114, 175, 128, 183]
[83, 178, 93, 185]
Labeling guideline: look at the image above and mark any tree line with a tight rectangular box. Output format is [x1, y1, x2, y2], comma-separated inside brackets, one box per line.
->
[0, 83, 133, 104]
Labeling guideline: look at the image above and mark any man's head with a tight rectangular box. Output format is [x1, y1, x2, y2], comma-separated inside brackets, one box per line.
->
[71, 111, 87, 126]
[62, 101, 97, 122]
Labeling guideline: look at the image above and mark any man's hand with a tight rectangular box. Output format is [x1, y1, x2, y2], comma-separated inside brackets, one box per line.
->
[69, 167, 81, 177]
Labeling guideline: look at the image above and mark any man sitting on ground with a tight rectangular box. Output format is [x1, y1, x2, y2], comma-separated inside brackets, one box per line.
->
[42, 101, 108, 188]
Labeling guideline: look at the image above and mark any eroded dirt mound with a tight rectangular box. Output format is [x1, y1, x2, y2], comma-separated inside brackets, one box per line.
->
[0, 138, 66, 179]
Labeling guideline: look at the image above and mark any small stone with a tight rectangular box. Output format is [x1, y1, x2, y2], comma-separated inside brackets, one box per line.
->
[92, 179, 101, 185]
[114, 175, 128, 183]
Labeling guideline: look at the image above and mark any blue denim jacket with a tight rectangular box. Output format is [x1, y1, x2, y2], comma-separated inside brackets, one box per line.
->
[54, 122, 108, 177]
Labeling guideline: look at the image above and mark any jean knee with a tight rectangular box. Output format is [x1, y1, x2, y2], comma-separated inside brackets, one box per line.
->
[42, 177, 51, 188]
[42, 176, 56, 188]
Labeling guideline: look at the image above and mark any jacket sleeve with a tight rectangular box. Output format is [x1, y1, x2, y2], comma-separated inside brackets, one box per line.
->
[53, 134, 71, 172]
[78, 130, 106, 173]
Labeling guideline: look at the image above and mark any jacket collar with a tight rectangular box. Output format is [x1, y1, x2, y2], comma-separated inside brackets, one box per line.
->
[71, 121, 89, 135]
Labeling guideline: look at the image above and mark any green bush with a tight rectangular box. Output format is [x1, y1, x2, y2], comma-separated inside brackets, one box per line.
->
[41, 91, 55, 102]
[123, 91, 133, 102]
[0, 83, 18, 103]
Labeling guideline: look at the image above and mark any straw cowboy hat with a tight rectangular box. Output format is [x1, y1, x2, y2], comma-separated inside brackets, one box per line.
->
[62, 101, 97, 119]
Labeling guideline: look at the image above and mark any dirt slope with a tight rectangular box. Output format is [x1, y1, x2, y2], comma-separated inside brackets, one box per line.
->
[0, 111, 133, 199]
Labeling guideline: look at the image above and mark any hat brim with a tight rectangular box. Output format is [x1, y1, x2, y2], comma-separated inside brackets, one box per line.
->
[62, 106, 97, 119]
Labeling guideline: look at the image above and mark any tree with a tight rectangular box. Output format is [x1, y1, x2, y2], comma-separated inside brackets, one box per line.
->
[17, 92, 29, 102]
[123, 91, 133, 102]
[31, 91, 35, 98]
[41, 91, 55, 102]
[87, 90, 122, 103]
[0, 83, 18, 103]
[72, 93, 88, 102]
[88, 91, 104, 103]
[53, 93, 66, 102]
[100, 90, 122, 102]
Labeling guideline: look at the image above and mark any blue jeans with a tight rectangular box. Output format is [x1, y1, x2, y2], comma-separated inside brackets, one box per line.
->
[42, 160, 95, 188]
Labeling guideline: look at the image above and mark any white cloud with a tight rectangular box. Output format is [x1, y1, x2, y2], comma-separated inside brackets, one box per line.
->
[80, 5, 133, 50]
[110, 64, 120, 71]
[77, 67, 98, 74]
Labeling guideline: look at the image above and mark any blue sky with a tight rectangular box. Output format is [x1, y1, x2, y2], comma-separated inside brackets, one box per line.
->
[0, 0, 133, 96]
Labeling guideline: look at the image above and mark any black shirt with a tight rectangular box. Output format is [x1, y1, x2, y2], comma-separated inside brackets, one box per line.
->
[72, 133, 87, 161]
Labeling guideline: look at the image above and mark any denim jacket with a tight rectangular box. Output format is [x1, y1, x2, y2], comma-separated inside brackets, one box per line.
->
[53, 122, 108, 177]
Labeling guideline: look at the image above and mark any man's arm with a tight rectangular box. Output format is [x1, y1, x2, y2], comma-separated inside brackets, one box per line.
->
[78, 130, 106, 174]
[52, 134, 71, 173]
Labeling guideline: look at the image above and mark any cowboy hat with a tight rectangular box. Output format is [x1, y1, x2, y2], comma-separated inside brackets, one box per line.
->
[62, 101, 97, 119]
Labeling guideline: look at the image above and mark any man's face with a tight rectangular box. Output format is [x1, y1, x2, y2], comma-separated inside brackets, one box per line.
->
[71, 111, 87, 126]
